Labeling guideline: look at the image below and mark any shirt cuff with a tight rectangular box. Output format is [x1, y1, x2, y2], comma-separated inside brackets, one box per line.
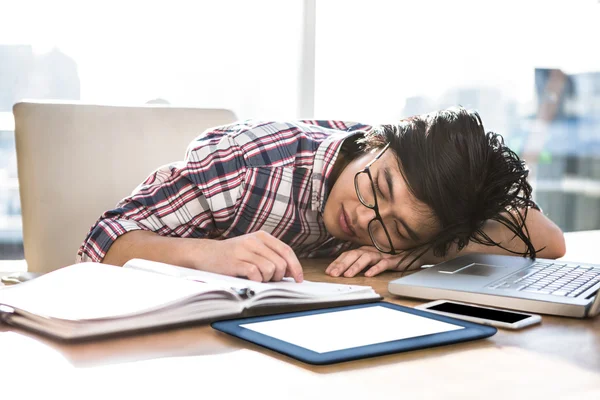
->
[76, 218, 147, 263]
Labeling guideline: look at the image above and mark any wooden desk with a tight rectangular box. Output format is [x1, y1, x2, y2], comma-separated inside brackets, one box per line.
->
[1, 232, 599, 399]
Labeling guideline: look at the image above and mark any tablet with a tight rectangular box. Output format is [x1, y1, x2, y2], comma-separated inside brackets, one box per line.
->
[211, 302, 497, 365]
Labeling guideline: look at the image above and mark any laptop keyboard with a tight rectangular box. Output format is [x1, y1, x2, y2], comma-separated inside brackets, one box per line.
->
[488, 261, 600, 297]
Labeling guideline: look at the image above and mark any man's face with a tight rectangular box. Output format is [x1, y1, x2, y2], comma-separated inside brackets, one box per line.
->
[323, 147, 438, 251]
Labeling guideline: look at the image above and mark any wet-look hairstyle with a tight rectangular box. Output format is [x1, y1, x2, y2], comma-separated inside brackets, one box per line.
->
[358, 106, 540, 266]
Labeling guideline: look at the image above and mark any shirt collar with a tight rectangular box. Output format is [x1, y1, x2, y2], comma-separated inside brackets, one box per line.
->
[311, 130, 363, 213]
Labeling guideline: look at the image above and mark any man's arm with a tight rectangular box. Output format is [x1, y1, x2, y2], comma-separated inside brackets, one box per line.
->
[326, 208, 566, 277]
[77, 121, 304, 282]
[102, 230, 304, 283]
[102, 230, 207, 268]
[421, 207, 566, 264]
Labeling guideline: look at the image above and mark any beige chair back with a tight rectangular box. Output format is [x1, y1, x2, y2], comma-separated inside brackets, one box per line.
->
[13, 101, 237, 273]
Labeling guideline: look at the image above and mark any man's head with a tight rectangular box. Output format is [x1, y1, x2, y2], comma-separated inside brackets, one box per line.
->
[323, 106, 535, 259]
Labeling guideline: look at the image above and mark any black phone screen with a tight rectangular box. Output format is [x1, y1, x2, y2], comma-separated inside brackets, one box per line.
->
[427, 302, 531, 323]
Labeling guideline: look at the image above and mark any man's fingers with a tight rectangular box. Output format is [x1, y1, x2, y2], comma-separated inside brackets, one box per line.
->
[325, 254, 342, 274]
[365, 260, 391, 277]
[226, 244, 278, 282]
[326, 254, 344, 276]
[270, 257, 287, 282]
[235, 262, 263, 282]
[343, 252, 382, 277]
[327, 248, 382, 277]
[217, 233, 302, 282]
[253, 255, 277, 282]
[326, 252, 355, 277]
[244, 236, 289, 281]
[258, 231, 303, 282]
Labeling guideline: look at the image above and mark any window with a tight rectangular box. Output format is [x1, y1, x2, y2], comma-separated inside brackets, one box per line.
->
[0, 0, 306, 259]
[315, 0, 600, 232]
[1, 0, 599, 260]
[0, 113, 21, 259]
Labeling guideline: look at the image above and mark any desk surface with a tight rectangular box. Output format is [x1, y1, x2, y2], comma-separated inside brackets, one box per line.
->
[1, 232, 599, 399]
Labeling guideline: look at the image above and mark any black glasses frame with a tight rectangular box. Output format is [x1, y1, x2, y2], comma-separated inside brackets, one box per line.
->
[353, 143, 396, 254]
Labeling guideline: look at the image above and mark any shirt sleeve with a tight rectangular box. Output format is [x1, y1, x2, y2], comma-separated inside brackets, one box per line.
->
[77, 123, 248, 263]
[299, 120, 372, 132]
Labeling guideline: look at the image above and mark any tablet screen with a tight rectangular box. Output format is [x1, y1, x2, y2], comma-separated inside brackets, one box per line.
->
[240, 305, 464, 353]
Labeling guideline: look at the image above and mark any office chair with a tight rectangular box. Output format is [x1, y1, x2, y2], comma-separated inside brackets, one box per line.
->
[13, 100, 237, 273]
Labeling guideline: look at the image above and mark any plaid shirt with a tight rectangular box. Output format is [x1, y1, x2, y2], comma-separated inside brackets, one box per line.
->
[77, 120, 372, 263]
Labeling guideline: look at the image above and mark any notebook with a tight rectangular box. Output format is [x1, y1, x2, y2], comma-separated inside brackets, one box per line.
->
[0, 259, 381, 340]
[388, 254, 600, 318]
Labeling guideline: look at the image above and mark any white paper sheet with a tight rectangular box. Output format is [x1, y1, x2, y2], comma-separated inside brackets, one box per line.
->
[241, 305, 464, 353]
[0, 263, 215, 320]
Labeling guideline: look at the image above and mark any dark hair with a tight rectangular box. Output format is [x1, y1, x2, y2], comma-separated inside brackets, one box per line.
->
[358, 106, 539, 265]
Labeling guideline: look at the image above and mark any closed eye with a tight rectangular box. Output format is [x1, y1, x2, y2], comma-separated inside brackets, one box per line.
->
[375, 175, 404, 239]
[375, 175, 386, 198]
[394, 221, 405, 240]
[373, 181, 384, 198]
[379, 169, 421, 243]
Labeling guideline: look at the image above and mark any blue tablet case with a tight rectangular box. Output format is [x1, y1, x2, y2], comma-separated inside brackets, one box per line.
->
[211, 301, 497, 365]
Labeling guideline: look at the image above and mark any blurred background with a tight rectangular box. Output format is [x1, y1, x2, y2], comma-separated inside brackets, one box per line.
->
[1, 0, 599, 260]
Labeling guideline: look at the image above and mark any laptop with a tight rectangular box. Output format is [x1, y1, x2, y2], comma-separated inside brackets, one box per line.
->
[388, 254, 600, 318]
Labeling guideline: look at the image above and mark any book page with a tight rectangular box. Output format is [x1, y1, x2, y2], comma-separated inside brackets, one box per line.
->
[0, 263, 233, 321]
[251, 278, 374, 296]
[124, 259, 262, 296]
[125, 259, 377, 301]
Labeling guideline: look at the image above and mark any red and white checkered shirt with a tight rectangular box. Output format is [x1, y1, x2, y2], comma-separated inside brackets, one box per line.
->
[77, 120, 372, 262]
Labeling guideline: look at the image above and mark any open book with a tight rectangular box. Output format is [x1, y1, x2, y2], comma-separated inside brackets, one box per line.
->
[0, 259, 381, 340]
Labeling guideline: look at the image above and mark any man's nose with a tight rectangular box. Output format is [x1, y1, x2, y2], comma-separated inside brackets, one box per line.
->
[355, 204, 376, 230]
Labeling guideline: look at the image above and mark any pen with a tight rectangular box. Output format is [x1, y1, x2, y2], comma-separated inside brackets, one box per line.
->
[231, 287, 255, 299]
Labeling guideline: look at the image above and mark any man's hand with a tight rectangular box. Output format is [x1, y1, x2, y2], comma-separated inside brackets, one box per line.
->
[197, 231, 304, 283]
[325, 246, 423, 278]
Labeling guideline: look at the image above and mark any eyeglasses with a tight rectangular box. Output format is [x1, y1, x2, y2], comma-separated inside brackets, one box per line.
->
[353, 143, 397, 254]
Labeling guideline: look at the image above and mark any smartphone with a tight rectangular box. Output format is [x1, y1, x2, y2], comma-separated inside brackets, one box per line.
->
[415, 300, 542, 330]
